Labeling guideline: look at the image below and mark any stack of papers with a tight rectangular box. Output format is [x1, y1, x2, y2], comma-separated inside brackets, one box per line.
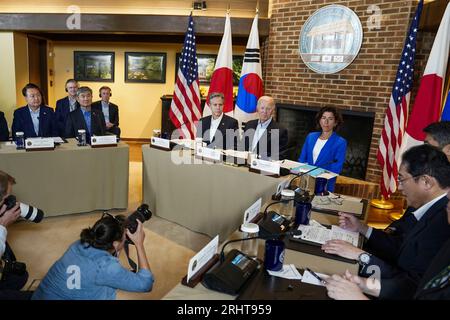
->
[294, 222, 359, 247]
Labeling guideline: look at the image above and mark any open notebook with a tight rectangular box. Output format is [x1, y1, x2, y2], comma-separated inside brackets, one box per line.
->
[292, 223, 360, 247]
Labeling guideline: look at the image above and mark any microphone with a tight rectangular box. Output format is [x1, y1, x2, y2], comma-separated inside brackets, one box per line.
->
[219, 229, 302, 263]
[288, 159, 338, 189]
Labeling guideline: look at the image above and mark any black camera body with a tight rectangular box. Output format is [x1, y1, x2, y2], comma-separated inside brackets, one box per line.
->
[125, 204, 152, 234]
[2, 195, 44, 223]
[0, 259, 27, 280]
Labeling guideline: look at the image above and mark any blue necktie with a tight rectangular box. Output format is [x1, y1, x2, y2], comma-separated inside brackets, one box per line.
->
[83, 110, 92, 135]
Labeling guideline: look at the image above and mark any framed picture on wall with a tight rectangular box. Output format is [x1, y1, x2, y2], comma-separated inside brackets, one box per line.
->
[175, 53, 243, 85]
[125, 52, 167, 83]
[74, 51, 115, 82]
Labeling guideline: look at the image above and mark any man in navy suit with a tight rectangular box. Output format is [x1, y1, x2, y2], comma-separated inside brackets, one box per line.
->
[91, 86, 121, 138]
[242, 96, 288, 160]
[55, 79, 79, 137]
[196, 92, 239, 150]
[64, 86, 106, 142]
[0, 111, 9, 141]
[322, 144, 450, 299]
[11, 83, 57, 139]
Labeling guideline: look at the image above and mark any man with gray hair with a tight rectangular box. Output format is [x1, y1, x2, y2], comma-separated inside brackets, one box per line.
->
[243, 96, 288, 160]
[64, 86, 106, 142]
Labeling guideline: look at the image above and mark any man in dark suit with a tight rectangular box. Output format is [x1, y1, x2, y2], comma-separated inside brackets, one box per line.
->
[325, 189, 450, 300]
[322, 144, 450, 299]
[242, 96, 288, 160]
[11, 83, 57, 139]
[196, 92, 238, 150]
[55, 79, 79, 137]
[91, 86, 120, 138]
[65, 86, 106, 142]
[0, 111, 9, 141]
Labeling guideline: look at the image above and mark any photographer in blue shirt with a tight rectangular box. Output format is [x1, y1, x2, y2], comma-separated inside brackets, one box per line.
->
[32, 213, 154, 300]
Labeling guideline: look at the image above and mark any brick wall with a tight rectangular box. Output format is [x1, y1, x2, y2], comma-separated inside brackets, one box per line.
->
[263, 0, 434, 186]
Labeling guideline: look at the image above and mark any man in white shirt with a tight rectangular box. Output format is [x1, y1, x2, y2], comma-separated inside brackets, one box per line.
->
[195, 92, 238, 150]
[243, 96, 288, 160]
[321, 144, 450, 299]
[92, 86, 121, 137]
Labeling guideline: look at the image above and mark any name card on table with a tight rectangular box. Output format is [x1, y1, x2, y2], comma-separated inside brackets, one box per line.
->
[243, 198, 262, 224]
[250, 157, 280, 176]
[90, 135, 117, 147]
[187, 235, 219, 283]
[195, 145, 221, 161]
[25, 138, 54, 151]
[150, 136, 171, 150]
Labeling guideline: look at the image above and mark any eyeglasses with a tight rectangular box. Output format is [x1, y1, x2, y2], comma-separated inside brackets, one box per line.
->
[397, 175, 423, 185]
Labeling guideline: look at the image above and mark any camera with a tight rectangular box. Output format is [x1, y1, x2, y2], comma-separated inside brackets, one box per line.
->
[2, 195, 44, 223]
[0, 259, 27, 280]
[124, 204, 152, 234]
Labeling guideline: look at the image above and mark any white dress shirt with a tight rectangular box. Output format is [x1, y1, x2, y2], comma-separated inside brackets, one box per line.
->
[101, 101, 110, 123]
[209, 113, 223, 142]
[312, 138, 327, 164]
[251, 118, 272, 151]
[28, 107, 40, 136]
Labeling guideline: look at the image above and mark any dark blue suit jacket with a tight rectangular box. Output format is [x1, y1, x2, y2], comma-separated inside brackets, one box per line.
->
[11, 105, 57, 139]
[55, 97, 79, 137]
[363, 196, 450, 299]
[0, 111, 9, 141]
[298, 131, 347, 191]
[64, 107, 106, 142]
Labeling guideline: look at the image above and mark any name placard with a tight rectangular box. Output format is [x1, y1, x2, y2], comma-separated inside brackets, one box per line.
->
[90, 135, 117, 147]
[187, 235, 219, 283]
[196, 145, 221, 161]
[250, 157, 280, 176]
[151, 136, 171, 150]
[243, 198, 262, 224]
[25, 138, 54, 151]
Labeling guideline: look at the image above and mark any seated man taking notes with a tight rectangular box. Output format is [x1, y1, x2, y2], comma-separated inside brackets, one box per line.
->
[321, 145, 450, 299]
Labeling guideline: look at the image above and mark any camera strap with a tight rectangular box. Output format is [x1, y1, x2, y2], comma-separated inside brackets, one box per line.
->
[123, 242, 137, 273]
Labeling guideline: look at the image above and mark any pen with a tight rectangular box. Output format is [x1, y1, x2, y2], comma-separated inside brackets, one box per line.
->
[305, 268, 327, 284]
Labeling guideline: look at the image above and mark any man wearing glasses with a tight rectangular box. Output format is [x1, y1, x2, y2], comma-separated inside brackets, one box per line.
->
[321, 144, 450, 299]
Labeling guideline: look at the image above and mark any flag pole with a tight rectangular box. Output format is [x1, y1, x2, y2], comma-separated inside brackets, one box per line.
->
[256, 0, 259, 14]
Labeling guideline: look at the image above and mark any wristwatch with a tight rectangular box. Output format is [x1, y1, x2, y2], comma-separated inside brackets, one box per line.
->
[358, 252, 372, 266]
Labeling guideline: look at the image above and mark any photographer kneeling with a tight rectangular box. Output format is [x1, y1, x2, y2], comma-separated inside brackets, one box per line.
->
[32, 213, 154, 300]
[0, 171, 32, 300]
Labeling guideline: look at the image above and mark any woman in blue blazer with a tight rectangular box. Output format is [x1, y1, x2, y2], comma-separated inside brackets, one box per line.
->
[298, 106, 347, 191]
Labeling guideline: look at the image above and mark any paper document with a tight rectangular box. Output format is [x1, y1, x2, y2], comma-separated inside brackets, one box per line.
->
[312, 194, 364, 216]
[301, 270, 329, 287]
[51, 137, 65, 143]
[279, 159, 305, 170]
[171, 139, 195, 149]
[222, 149, 248, 159]
[267, 264, 302, 280]
[294, 224, 359, 246]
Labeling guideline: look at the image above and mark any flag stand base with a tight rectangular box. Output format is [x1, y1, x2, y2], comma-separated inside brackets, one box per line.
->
[370, 198, 394, 209]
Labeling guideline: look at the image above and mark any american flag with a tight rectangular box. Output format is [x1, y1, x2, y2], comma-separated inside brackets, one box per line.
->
[169, 15, 201, 139]
[377, 0, 423, 199]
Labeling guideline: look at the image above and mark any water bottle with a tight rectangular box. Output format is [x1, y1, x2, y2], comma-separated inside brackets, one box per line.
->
[15, 132, 25, 150]
[240, 223, 259, 259]
[279, 189, 295, 220]
[77, 129, 87, 146]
